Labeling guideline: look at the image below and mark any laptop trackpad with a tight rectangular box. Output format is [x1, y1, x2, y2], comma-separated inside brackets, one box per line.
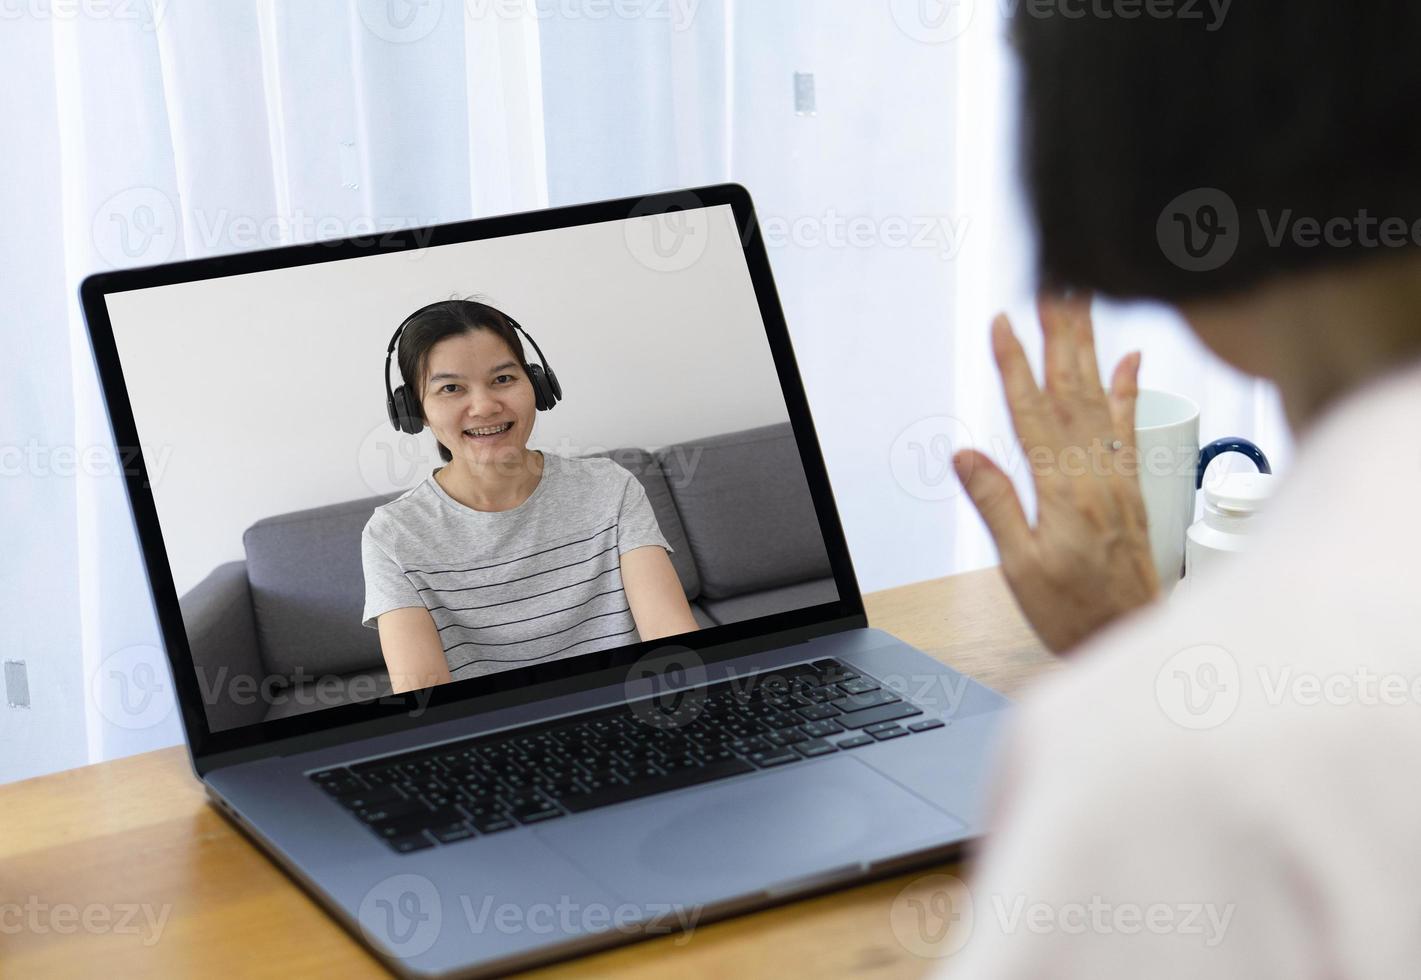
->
[535, 755, 965, 907]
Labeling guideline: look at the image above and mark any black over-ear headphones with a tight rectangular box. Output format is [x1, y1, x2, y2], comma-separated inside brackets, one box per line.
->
[384, 300, 563, 435]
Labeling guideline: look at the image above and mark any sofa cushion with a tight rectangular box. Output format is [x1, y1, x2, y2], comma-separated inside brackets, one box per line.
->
[245, 495, 394, 679]
[698, 578, 840, 626]
[658, 423, 833, 599]
[586, 447, 701, 601]
[178, 560, 269, 733]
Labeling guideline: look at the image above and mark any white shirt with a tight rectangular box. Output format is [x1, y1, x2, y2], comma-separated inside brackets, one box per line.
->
[938, 358, 1421, 978]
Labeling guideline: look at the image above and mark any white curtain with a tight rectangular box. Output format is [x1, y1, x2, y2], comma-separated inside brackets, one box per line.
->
[1, 0, 1289, 782]
[2, 1, 552, 782]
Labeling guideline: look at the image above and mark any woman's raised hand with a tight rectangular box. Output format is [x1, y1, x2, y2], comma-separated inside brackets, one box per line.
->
[953, 294, 1161, 653]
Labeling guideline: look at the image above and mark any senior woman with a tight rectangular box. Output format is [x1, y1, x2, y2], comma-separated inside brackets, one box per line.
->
[940, 3, 1421, 977]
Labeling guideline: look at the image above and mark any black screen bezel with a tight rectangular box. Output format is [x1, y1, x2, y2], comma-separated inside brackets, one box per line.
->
[78, 184, 866, 770]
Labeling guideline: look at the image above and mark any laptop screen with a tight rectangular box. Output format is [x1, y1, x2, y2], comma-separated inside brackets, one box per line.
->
[92, 193, 850, 738]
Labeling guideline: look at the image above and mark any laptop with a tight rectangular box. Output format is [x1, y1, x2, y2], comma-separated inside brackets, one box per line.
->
[79, 183, 1012, 978]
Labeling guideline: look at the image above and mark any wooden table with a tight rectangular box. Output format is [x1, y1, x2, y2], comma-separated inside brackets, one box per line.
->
[0, 568, 1057, 978]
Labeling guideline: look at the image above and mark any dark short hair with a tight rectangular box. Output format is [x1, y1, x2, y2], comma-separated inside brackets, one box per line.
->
[396, 298, 530, 463]
[1012, 3, 1421, 303]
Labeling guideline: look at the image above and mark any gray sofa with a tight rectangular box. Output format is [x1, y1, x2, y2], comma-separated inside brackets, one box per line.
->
[180, 422, 839, 732]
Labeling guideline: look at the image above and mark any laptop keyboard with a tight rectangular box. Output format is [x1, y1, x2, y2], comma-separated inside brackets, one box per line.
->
[309, 657, 946, 854]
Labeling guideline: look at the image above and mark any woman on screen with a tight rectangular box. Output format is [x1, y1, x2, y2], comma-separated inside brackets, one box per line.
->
[361, 299, 699, 694]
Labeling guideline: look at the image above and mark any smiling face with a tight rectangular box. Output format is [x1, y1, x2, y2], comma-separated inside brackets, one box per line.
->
[418, 329, 537, 469]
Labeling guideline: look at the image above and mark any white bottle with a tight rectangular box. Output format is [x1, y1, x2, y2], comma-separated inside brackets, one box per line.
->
[1183, 471, 1275, 588]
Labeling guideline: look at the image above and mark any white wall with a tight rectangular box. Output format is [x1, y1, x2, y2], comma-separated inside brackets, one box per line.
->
[104, 204, 791, 595]
[724, 1, 965, 594]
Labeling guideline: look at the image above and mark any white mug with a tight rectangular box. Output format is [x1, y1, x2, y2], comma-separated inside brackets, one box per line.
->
[1134, 389, 1271, 587]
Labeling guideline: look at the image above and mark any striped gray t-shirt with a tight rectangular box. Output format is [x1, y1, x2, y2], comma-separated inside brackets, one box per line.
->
[360, 452, 673, 679]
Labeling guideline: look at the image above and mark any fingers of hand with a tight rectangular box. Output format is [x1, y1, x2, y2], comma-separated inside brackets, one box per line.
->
[1037, 293, 1082, 398]
[992, 314, 1054, 451]
[1107, 351, 1142, 449]
[954, 449, 1032, 563]
[1063, 293, 1105, 396]
[1106, 351, 1151, 532]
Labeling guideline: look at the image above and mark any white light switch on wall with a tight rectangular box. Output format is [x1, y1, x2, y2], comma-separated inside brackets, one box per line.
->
[794, 72, 817, 116]
[4, 660, 29, 709]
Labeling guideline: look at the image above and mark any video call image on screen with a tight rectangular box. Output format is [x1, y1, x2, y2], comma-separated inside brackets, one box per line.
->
[103, 205, 839, 733]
